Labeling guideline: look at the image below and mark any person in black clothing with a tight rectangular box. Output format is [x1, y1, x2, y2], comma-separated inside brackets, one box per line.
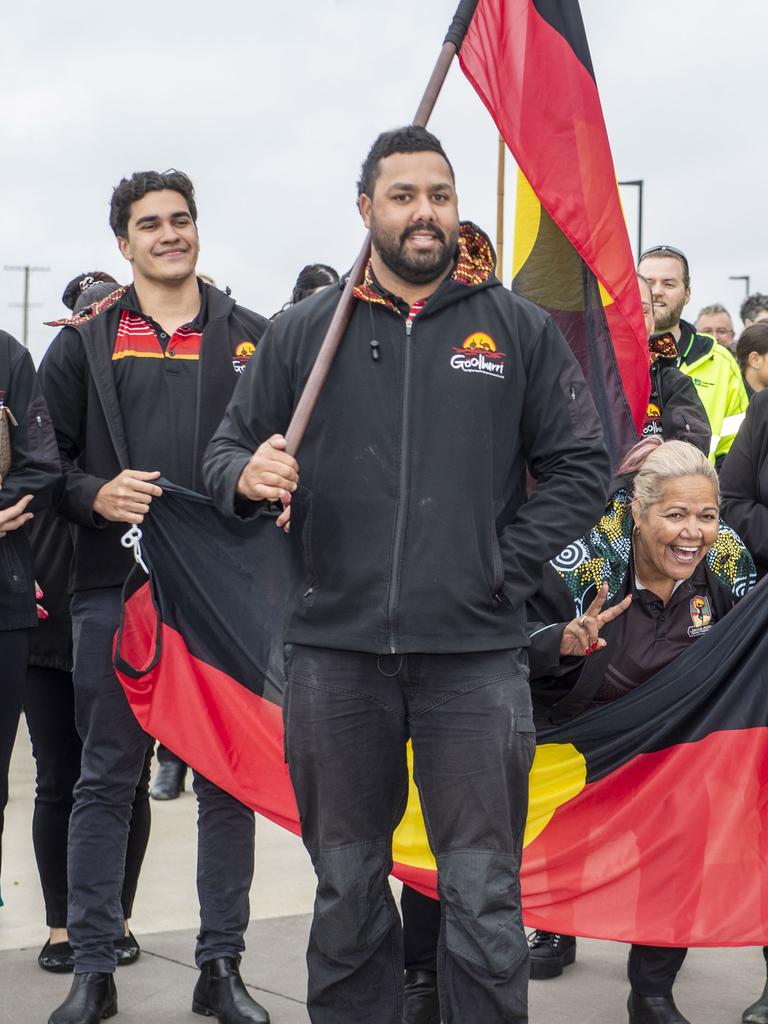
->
[735, 323, 768, 400]
[528, 439, 751, 1024]
[204, 126, 610, 1024]
[0, 329, 60, 905]
[40, 170, 270, 1024]
[720, 392, 768, 1022]
[28, 273, 150, 974]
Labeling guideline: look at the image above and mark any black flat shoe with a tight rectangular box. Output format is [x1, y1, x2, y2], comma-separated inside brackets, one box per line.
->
[403, 969, 440, 1024]
[150, 760, 187, 800]
[48, 972, 117, 1024]
[38, 939, 75, 973]
[628, 991, 691, 1024]
[114, 930, 141, 966]
[744, 979, 768, 1023]
[528, 931, 577, 980]
[192, 957, 270, 1023]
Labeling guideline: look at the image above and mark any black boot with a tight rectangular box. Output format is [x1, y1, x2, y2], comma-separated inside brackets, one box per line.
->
[150, 760, 186, 800]
[48, 972, 117, 1024]
[192, 957, 270, 1023]
[528, 931, 577, 980]
[628, 991, 691, 1023]
[403, 970, 440, 1024]
[743, 979, 768, 1024]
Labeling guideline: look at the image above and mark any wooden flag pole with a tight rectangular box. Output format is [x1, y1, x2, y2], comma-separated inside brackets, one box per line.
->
[496, 134, 505, 283]
[284, 0, 480, 455]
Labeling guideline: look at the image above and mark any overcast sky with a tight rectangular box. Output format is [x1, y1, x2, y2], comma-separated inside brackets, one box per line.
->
[1, 1, 765, 362]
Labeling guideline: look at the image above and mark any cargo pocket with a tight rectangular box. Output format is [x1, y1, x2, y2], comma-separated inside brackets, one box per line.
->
[560, 374, 601, 440]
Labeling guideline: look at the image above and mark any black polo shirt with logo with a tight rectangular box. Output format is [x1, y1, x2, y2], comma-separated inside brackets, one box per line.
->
[112, 285, 206, 489]
[593, 560, 716, 705]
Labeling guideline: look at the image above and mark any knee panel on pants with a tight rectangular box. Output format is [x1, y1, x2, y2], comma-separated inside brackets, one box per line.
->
[311, 839, 395, 958]
[437, 849, 526, 975]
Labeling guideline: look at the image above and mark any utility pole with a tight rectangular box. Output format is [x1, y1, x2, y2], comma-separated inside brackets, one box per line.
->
[618, 179, 644, 262]
[3, 264, 50, 347]
[729, 274, 750, 299]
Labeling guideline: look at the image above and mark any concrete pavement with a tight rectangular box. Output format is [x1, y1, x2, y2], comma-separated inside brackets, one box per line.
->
[1, 721, 764, 1023]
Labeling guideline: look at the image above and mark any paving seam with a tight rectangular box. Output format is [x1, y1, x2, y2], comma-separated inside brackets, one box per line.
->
[141, 950, 307, 1006]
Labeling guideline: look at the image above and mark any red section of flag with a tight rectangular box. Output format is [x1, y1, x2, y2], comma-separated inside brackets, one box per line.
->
[459, 0, 649, 430]
[116, 582, 300, 835]
[522, 728, 768, 946]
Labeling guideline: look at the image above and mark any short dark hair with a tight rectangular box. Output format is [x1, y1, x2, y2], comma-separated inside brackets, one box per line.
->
[62, 271, 119, 311]
[292, 264, 339, 305]
[357, 126, 455, 199]
[740, 293, 768, 324]
[109, 169, 197, 238]
[736, 322, 768, 373]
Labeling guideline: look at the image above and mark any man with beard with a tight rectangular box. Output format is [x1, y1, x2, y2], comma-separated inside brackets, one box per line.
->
[39, 171, 270, 1024]
[203, 126, 610, 1024]
[638, 245, 747, 466]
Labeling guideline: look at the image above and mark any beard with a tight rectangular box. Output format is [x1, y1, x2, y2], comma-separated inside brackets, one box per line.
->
[370, 215, 459, 286]
[653, 295, 686, 331]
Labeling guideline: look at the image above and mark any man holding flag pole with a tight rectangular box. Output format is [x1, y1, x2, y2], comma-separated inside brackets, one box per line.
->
[204, 114, 610, 1019]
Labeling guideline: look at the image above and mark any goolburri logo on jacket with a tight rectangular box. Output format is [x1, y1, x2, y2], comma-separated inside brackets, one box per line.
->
[232, 341, 256, 374]
[450, 332, 505, 379]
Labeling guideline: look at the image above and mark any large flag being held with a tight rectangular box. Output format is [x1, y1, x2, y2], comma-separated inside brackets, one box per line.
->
[459, 0, 649, 467]
[116, 488, 768, 947]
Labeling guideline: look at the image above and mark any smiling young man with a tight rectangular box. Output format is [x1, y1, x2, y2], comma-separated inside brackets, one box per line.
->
[637, 246, 748, 466]
[39, 171, 270, 1024]
[203, 127, 611, 1024]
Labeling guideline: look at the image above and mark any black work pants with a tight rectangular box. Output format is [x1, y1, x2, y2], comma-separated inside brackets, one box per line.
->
[285, 645, 535, 1024]
[0, 628, 30, 892]
[24, 665, 152, 928]
[402, 883, 440, 973]
[628, 945, 688, 996]
[68, 587, 255, 973]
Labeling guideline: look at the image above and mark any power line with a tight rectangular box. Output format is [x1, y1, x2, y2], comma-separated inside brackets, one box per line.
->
[3, 264, 50, 347]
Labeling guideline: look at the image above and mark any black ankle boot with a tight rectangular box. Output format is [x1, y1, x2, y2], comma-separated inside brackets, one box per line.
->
[528, 931, 577, 980]
[743, 978, 768, 1024]
[48, 972, 117, 1024]
[628, 991, 691, 1024]
[150, 760, 186, 800]
[192, 957, 270, 1023]
[403, 970, 440, 1024]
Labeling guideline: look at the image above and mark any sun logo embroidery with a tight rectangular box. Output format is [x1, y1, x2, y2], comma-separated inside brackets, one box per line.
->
[232, 340, 256, 374]
[450, 332, 506, 379]
[688, 595, 713, 637]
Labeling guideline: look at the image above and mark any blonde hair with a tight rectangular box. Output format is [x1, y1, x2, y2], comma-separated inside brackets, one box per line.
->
[632, 440, 719, 516]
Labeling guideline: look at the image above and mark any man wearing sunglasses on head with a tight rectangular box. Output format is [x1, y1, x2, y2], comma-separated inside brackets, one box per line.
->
[638, 245, 748, 468]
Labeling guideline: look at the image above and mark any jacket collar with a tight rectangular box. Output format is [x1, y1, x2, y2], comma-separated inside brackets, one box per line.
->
[675, 319, 715, 367]
[352, 221, 497, 314]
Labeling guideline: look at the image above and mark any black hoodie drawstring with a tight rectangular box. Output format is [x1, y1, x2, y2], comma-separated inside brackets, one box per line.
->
[368, 302, 381, 362]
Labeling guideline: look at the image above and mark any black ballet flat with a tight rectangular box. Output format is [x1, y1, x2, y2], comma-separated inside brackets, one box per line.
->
[38, 939, 75, 973]
[114, 930, 141, 966]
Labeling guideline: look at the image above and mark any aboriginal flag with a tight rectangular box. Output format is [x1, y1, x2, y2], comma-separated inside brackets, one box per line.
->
[116, 486, 768, 947]
[459, 0, 649, 467]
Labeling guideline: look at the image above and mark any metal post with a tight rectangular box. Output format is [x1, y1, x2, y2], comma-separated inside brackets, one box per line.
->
[496, 135, 506, 283]
[3, 264, 50, 347]
[618, 180, 644, 262]
[729, 275, 750, 299]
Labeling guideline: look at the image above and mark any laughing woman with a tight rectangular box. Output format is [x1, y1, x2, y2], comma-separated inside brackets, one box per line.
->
[0, 329, 59, 904]
[526, 438, 754, 1024]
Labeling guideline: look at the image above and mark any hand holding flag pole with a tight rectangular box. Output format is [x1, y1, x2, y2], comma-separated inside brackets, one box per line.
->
[283, 0, 480, 456]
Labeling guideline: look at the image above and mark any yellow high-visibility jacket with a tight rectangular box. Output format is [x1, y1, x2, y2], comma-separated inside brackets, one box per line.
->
[676, 321, 748, 464]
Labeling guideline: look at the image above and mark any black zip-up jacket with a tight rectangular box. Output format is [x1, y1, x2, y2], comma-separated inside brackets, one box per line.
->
[38, 284, 267, 592]
[721, 387, 768, 578]
[204, 224, 610, 654]
[645, 357, 711, 453]
[0, 331, 60, 629]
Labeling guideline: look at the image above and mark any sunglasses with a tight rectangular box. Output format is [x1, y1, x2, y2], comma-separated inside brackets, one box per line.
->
[639, 245, 690, 276]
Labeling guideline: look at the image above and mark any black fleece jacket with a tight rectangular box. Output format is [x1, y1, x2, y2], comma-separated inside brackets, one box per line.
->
[0, 331, 60, 629]
[204, 224, 611, 655]
[38, 284, 267, 592]
[720, 388, 768, 577]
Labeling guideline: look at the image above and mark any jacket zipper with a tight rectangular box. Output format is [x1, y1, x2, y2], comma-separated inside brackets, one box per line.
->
[386, 316, 415, 653]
